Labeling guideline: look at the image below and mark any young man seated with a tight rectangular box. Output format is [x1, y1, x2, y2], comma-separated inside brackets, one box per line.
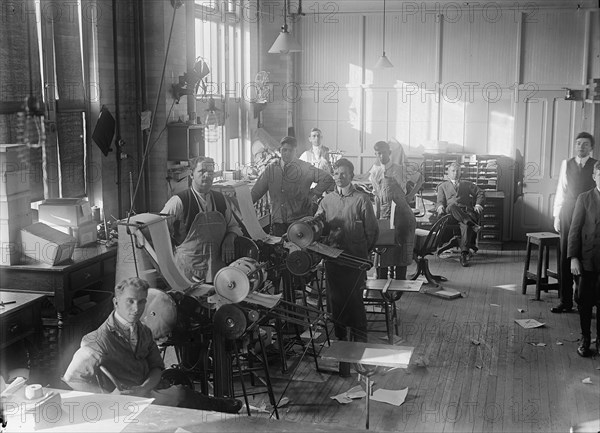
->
[436, 162, 485, 267]
[63, 277, 241, 413]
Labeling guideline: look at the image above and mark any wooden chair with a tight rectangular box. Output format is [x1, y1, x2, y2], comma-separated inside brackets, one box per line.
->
[409, 214, 452, 286]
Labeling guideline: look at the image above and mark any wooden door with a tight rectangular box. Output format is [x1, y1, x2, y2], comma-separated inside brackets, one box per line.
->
[511, 90, 581, 240]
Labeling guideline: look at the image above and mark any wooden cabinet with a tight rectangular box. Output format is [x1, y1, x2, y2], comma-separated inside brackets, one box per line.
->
[479, 191, 504, 249]
[167, 123, 205, 161]
[421, 153, 505, 249]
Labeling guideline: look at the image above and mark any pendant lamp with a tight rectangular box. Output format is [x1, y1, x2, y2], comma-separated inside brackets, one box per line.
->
[374, 0, 393, 68]
[268, 0, 302, 54]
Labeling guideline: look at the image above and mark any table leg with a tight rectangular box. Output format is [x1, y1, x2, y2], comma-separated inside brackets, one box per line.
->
[365, 376, 371, 430]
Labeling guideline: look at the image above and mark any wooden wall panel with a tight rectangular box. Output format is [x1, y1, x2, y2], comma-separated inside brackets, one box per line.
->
[365, 14, 437, 87]
[521, 11, 585, 85]
[299, 15, 362, 86]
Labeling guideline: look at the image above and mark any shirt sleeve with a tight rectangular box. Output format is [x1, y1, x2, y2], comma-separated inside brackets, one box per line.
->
[567, 194, 586, 260]
[160, 195, 184, 235]
[553, 160, 567, 218]
[362, 196, 379, 252]
[436, 183, 447, 209]
[145, 340, 165, 372]
[251, 168, 269, 203]
[310, 165, 335, 196]
[223, 199, 243, 237]
[63, 345, 103, 391]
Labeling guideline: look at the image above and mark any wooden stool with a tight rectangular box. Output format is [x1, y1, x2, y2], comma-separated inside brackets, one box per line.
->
[364, 279, 423, 344]
[521, 232, 561, 300]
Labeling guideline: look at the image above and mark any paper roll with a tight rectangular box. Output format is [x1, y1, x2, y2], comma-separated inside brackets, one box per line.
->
[25, 384, 43, 400]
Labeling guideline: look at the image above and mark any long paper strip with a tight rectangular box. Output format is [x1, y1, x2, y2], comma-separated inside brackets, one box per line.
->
[231, 183, 270, 241]
[127, 213, 192, 291]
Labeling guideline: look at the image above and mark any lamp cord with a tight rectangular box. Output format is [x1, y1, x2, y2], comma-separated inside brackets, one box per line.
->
[127, 4, 179, 224]
[382, 0, 387, 54]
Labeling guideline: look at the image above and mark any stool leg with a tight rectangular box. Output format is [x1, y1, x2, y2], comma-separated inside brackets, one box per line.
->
[556, 241, 561, 297]
[522, 239, 532, 295]
[535, 245, 543, 301]
[365, 376, 371, 430]
[543, 244, 550, 291]
[384, 300, 392, 344]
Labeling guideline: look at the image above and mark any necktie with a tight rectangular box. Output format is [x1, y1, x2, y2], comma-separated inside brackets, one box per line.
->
[129, 323, 138, 351]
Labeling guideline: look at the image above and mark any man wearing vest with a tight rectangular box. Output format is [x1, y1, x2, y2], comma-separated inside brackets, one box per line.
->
[551, 132, 597, 313]
[161, 156, 242, 283]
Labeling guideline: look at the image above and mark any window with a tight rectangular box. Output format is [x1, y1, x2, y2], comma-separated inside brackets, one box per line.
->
[195, 0, 252, 173]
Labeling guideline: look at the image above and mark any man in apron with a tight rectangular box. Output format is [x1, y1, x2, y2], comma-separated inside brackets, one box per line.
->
[161, 156, 243, 283]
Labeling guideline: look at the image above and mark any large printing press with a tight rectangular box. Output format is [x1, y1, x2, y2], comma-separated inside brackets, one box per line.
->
[115, 182, 373, 406]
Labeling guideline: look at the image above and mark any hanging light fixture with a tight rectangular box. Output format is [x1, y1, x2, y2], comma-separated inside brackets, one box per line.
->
[204, 97, 224, 142]
[374, 0, 393, 68]
[268, 0, 302, 54]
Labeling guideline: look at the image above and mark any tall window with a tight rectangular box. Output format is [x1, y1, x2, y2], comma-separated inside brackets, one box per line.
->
[195, 0, 250, 173]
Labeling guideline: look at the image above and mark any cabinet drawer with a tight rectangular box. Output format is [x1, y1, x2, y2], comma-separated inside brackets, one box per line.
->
[482, 222, 501, 230]
[483, 203, 502, 212]
[480, 231, 501, 241]
[481, 212, 501, 220]
[0, 309, 34, 348]
[69, 262, 102, 288]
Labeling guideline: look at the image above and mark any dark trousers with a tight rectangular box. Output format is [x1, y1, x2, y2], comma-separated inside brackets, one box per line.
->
[559, 206, 575, 307]
[447, 203, 478, 252]
[325, 262, 368, 343]
[577, 270, 600, 341]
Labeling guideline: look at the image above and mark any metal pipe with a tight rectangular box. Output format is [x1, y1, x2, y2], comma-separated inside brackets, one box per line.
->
[112, 0, 123, 217]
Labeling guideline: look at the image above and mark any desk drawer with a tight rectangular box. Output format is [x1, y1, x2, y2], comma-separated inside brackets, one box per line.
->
[69, 262, 102, 289]
[0, 309, 35, 349]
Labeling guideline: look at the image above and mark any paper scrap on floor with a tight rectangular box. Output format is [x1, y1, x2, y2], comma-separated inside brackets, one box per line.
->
[331, 385, 366, 404]
[371, 387, 408, 406]
[515, 319, 545, 329]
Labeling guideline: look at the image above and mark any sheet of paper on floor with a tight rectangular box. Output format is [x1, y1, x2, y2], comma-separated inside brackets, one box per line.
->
[371, 388, 408, 406]
[515, 319, 545, 329]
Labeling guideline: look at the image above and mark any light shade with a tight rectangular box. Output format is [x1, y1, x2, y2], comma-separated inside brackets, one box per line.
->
[374, 53, 394, 69]
[268, 28, 302, 54]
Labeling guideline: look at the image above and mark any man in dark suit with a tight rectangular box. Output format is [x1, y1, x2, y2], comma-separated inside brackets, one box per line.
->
[551, 132, 597, 313]
[567, 160, 600, 357]
[436, 162, 485, 267]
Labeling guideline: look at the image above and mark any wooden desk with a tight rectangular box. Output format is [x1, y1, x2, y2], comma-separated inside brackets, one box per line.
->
[0, 244, 116, 327]
[0, 291, 45, 351]
[2, 387, 364, 432]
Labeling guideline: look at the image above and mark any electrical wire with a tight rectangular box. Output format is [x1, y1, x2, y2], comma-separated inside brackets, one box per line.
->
[127, 4, 180, 223]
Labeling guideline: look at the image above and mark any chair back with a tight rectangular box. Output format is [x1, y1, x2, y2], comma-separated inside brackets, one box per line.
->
[416, 214, 452, 258]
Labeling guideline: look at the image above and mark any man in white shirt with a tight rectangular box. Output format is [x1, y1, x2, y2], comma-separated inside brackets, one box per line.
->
[299, 127, 332, 173]
[551, 132, 597, 313]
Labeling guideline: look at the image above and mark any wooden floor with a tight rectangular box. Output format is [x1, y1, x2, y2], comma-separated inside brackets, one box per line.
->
[30, 245, 599, 432]
[239, 246, 600, 433]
